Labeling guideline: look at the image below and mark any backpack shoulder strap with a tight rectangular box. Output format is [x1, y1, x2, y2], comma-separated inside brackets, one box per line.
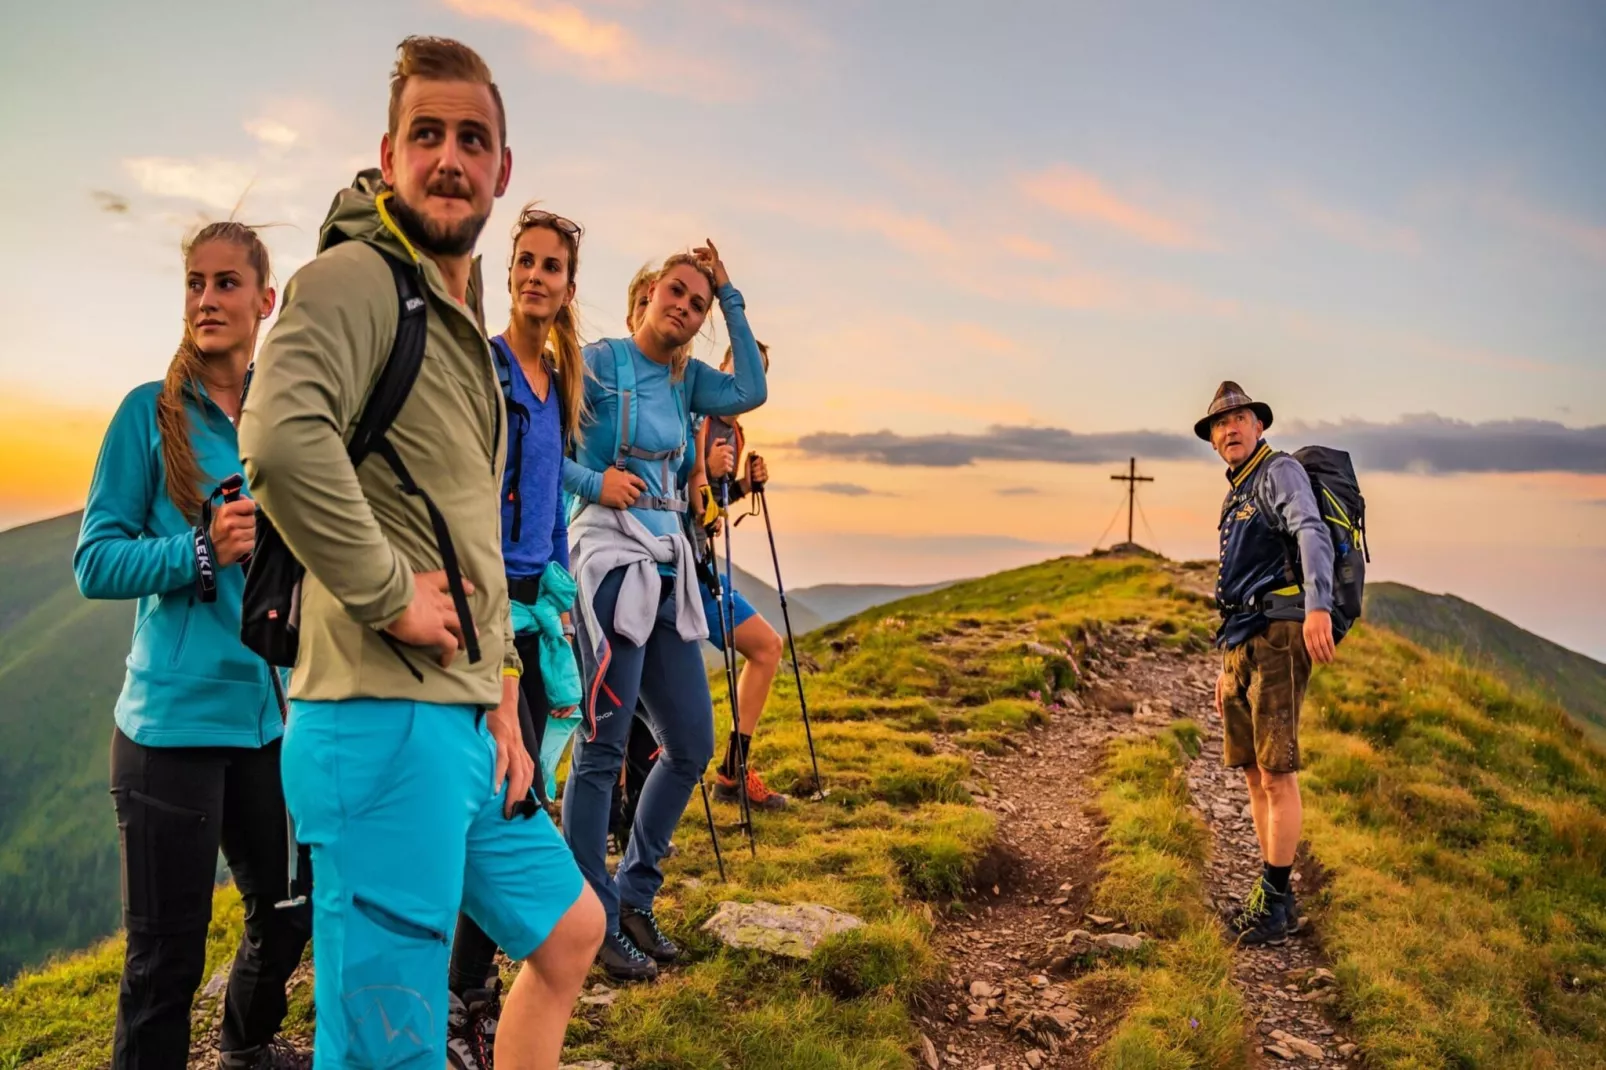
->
[491, 334, 515, 397]
[605, 338, 637, 470]
[347, 250, 428, 468]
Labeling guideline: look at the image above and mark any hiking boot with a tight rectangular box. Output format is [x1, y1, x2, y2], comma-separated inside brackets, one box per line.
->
[1230, 878, 1296, 947]
[446, 981, 502, 1070]
[714, 768, 789, 810]
[620, 903, 681, 964]
[218, 1038, 311, 1070]
[598, 929, 659, 982]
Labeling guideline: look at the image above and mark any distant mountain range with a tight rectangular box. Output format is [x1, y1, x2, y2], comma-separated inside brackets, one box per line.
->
[1364, 581, 1606, 745]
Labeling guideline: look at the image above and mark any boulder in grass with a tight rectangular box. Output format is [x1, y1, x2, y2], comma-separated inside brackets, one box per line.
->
[701, 901, 864, 959]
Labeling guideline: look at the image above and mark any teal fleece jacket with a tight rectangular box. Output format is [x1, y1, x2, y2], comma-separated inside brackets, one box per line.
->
[74, 381, 282, 748]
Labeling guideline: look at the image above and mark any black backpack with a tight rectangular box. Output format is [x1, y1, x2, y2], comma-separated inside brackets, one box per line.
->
[1287, 445, 1369, 636]
[240, 249, 481, 675]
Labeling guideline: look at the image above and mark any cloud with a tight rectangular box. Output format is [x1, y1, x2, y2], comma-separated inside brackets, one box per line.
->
[1283, 192, 1420, 255]
[92, 190, 130, 214]
[1285, 415, 1606, 475]
[995, 486, 1041, 496]
[244, 117, 300, 149]
[954, 323, 1022, 355]
[769, 482, 891, 498]
[792, 425, 1198, 468]
[441, 0, 743, 98]
[1481, 189, 1606, 264]
[1018, 164, 1208, 249]
[122, 157, 264, 212]
[1000, 234, 1057, 262]
[794, 415, 1606, 474]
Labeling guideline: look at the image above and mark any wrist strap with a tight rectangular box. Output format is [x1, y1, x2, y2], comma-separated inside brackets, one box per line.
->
[194, 502, 218, 604]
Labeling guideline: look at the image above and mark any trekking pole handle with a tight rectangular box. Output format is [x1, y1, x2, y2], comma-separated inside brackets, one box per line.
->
[218, 474, 253, 567]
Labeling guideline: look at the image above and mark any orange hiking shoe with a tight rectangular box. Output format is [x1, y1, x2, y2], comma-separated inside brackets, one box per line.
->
[714, 768, 790, 810]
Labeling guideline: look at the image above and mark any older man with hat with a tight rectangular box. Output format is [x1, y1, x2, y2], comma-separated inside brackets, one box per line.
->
[1197, 381, 1337, 947]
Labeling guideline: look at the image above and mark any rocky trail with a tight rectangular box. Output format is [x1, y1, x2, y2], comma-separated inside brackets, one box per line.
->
[919, 618, 1363, 1069]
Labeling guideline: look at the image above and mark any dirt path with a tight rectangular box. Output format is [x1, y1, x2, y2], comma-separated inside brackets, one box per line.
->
[918, 624, 1216, 1070]
[1188, 724, 1362, 1066]
[921, 615, 1363, 1069]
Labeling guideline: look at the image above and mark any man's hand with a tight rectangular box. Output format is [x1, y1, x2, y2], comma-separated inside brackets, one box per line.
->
[746, 453, 768, 488]
[600, 467, 646, 509]
[707, 439, 736, 479]
[1214, 671, 1227, 719]
[1304, 609, 1337, 665]
[209, 497, 257, 567]
[488, 676, 535, 818]
[383, 570, 474, 668]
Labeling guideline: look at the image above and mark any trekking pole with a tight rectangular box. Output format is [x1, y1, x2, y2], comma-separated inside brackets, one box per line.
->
[698, 780, 727, 883]
[716, 478, 757, 855]
[754, 484, 825, 800]
[222, 475, 310, 911]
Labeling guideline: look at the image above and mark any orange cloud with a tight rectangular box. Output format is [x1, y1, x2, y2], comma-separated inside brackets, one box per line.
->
[1283, 192, 1421, 255]
[1000, 233, 1057, 262]
[1483, 190, 1606, 264]
[1018, 164, 1208, 249]
[442, 0, 741, 97]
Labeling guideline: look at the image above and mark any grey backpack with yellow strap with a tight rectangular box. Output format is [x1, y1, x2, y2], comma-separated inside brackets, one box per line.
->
[1287, 445, 1369, 639]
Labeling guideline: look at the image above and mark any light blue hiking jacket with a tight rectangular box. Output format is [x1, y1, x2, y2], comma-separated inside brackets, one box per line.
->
[75, 382, 282, 748]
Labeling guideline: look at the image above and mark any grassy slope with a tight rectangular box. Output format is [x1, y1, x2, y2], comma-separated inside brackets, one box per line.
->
[4, 556, 1211, 1069]
[8, 554, 1606, 1069]
[1301, 623, 1606, 1068]
[0, 513, 130, 983]
[1364, 581, 1606, 743]
[787, 582, 959, 627]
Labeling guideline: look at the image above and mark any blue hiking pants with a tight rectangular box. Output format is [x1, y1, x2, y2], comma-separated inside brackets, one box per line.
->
[564, 568, 715, 930]
[281, 698, 584, 1069]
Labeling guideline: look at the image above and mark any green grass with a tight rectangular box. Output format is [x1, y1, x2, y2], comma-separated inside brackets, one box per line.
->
[14, 549, 1606, 1068]
[1088, 722, 1248, 1070]
[1299, 624, 1606, 1069]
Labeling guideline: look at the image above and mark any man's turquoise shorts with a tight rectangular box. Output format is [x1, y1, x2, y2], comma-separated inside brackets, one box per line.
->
[282, 697, 584, 1069]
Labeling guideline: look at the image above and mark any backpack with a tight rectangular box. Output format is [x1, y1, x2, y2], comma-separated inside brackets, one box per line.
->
[605, 338, 689, 514]
[239, 249, 481, 675]
[1286, 445, 1369, 636]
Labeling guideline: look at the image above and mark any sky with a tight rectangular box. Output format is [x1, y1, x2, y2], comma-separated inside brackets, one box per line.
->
[1, 0, 1603, 657]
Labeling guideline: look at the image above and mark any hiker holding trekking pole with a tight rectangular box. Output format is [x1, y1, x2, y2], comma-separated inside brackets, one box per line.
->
[560, 244, 767, 983]
[688, 347, 792, 811]
[74, 222, 310, 1070]
[1200, 381, 1367, 949]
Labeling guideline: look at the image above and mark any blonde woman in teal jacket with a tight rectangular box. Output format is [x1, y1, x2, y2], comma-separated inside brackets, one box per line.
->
[74, 222, 310, 1070]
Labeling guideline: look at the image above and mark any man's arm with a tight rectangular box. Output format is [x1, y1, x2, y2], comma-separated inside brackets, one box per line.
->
[1262, 455, 1335, 613]
[238, 246, 412, 628]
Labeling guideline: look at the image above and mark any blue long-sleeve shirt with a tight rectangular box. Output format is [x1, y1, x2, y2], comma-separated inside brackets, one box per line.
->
[494, 335, 570, 580]
[74, 381, 282, 748]
[565, 283, 767, 541]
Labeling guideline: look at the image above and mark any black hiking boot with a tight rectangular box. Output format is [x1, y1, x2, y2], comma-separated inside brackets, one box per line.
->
[620, 903, 681, 964]
[1230, 877, 1296, 947]
[445, 980, 502, 1070]
[598, 928, 659, 982]
[217, 1038, 311, 1070]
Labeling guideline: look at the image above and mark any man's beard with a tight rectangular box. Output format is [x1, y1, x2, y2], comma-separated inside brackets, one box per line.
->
[387, 189, 489, 258]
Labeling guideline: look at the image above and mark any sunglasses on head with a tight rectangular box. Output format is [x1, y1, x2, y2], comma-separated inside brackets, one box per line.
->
[517, 207, 583, 242]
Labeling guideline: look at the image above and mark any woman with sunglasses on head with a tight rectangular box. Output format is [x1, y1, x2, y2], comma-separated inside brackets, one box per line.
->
[443, 203, 605, 1070]
[561, 243, 767, 982]
[75, 222, 311, 1070]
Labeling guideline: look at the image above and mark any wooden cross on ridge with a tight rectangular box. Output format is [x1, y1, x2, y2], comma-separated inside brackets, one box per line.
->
[1110, 457, 1154, 547]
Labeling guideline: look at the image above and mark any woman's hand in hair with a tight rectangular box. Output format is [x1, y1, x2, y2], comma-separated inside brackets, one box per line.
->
[209, 496, 258, 567]
[694, 239, 730, 290]
[599, 468, 646, 510]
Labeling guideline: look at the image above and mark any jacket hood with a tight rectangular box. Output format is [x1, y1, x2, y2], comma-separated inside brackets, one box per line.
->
[316, 168, 487, 318]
